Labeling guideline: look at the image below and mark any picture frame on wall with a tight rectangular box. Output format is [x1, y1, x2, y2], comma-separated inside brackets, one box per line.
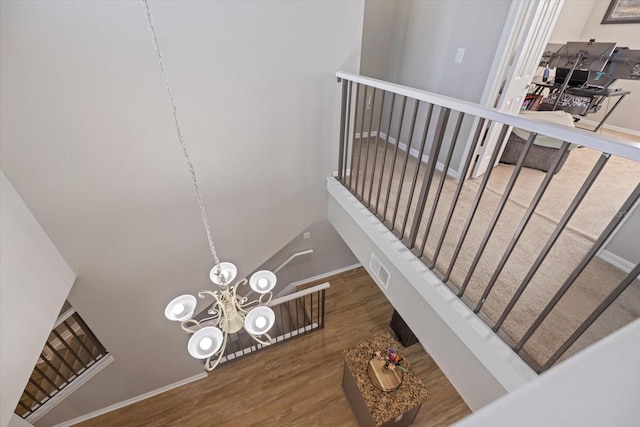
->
[602, 0, 640, 24]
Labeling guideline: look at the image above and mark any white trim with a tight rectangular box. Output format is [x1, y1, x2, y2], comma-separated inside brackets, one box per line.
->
[273, 249, 314, 274]
[269, 282, 330, 306]
[52, 370, 207, 427]
[336, 72, 640, 162]
[53, 308, 76, 329]
[275, 263, 361, 297]
[597, 250, 635, 274]
[576, 119, 640, 138]
[378, 132, 461, 179]
[28, 354, 115, 423]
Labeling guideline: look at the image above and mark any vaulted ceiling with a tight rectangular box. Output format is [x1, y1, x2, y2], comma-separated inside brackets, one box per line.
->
[0, 1, 364, 422]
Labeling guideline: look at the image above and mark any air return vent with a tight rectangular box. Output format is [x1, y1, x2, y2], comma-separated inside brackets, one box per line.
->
[369, 253, 391, 290]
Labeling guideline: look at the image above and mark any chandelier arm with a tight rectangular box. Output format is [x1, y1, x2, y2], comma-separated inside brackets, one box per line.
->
[142, 0, 220, 268]
[180, 319, 202, 334]
[204, 330, 228, 372]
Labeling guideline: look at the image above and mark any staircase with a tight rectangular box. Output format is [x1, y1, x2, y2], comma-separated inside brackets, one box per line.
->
[15, 307, 108, 419]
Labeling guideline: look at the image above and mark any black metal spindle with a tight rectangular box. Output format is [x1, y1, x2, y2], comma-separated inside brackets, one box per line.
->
[493, 153, 611, 331]
[382, 96, 408, 221]
[418, 112, 465, 258]
[73, 313, 107, 356]
[474, 142, 570, 312]
[543, 263, 640, 370]
[429, 118, 487, 268]
[444, 124, 510, 283]
[23, 384, 45, 407]
[399, 104, 434, 239]
[33, 365, 60, 392]
[63, 319, 96, 361]
[50, 329, 84, 369]
[38, 355, 68, 388]
[374, 93, 397, 215]
[368, 91, 387, 207]
[45, 342, 76, 375]
[406, 108, 451, 249]
[515, 183, 640, 352]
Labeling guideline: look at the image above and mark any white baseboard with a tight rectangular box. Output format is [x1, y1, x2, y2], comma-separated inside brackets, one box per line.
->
[27, 355, 115, 423]
[597, 250, 635, 274]
[378, 132, 461, 180]
[276, 263, 362, 297]
[52, 371, 207, 427]
[577, 119, 640, 138]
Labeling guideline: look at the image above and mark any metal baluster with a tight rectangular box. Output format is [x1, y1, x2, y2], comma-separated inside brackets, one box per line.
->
[64, 318, 96, 360]
[406, 108, 451, 249]
[51, 329, 84, 371]
[368, 91, 387, 208]
[45, 341, 77, 375]
[17, 399, 32, 415]
[475, 142, 570, 312]
[348, 83, 360, 190]
[23, 384, 45, 408]
[362, 88, 377, 205]
[355, 85, 369, 199]
[382, 96, 408, 221]
[399, 104, 434, 239]
[73, 312, 107, 356]
[33, 365, 59, 392]
[337, 78, 348, 182]
[418, 112, 465, 258]
[515, 183, 640, 352]
[38, 354, 68, 389]
[444, 124, 510, 283]
[543, 263, 640, 370]
[343, 81, 353, 182]
[375, 92, 397, 215]
[429, 118, 487, 268]
[493, 153, 610, 331]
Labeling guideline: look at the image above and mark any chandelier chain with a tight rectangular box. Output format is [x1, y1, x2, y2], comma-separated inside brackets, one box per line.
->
[142, 0, 220, 267]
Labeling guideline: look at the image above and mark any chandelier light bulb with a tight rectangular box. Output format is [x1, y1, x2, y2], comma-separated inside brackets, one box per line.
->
[255, 316, 267, 329]
[257, 278, 268, 289]
[172, 303, 185, 316]
[199, 337, 213, 351]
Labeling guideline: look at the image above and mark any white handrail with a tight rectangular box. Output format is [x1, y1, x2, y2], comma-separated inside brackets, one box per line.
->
[267, 282, 330, 307]
[336, 71, 640, 162]
[273, 249, 313, 274]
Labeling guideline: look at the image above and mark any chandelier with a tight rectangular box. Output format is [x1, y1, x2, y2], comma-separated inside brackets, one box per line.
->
[143, 0, 276, 371]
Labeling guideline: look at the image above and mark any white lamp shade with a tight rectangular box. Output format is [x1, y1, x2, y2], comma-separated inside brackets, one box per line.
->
[210, 262, 238, 285]
[244, 306, 275, 335]
[187, 326, 223, 359]
[165, 295, 197, 322]
[249, 270, 277, 294]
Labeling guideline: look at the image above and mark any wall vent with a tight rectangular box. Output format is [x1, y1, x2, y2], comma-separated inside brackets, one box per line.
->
[369, 253, 391, 289]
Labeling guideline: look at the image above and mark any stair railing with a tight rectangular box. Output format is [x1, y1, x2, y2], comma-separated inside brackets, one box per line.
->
[334, 71, 640, 373]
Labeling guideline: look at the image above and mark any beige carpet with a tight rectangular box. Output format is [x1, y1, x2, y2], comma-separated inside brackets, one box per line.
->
[346, 136, 640, 368]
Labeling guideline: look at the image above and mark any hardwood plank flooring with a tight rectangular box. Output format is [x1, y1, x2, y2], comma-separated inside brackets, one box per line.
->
[78, 267, 471, 427]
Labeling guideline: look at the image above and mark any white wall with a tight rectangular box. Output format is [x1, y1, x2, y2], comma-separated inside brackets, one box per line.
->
[360, 0, 397, 80]
[257, 219, 359, 295]
[7, 415, 33, 427]
[453, 318, 640, 427]
[0, 171, 76, 427]
[548, 0, 598, 43]
[0, 1, 364, 425]
[600, 201, 640, 272]
[327, 178, 537, 411]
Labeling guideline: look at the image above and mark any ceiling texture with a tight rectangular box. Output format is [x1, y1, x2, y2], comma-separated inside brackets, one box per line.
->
[0, 1, 364, 423]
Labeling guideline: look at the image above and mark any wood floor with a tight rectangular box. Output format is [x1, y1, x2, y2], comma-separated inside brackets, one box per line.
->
[77, 267, 471, 427]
